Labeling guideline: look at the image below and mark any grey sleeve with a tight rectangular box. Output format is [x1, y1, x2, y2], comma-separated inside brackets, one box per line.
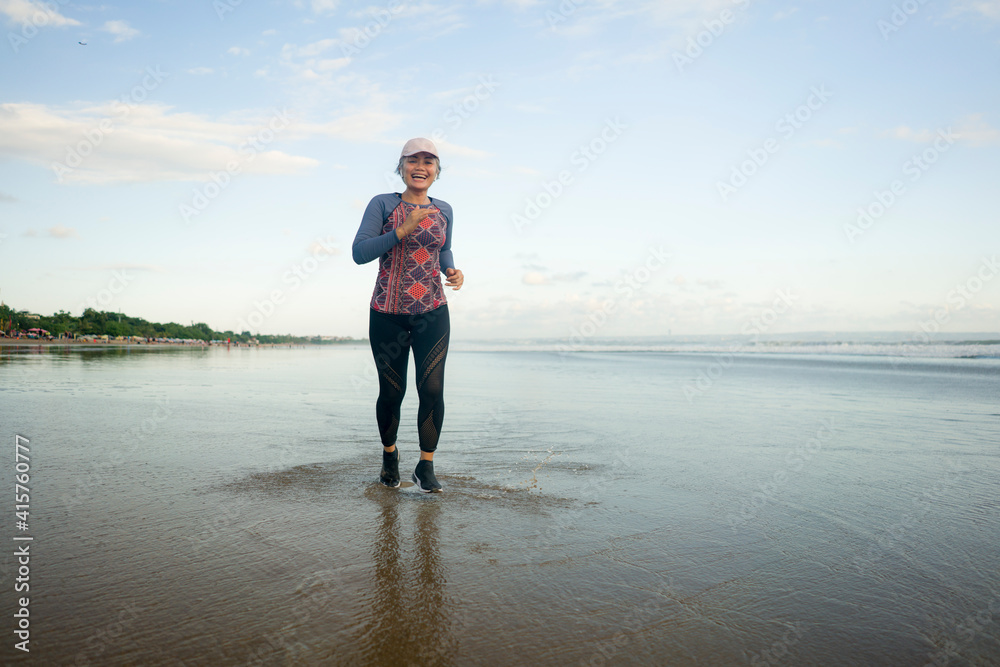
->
[438, 203, 455, 272]
[352, 196, 399, 265]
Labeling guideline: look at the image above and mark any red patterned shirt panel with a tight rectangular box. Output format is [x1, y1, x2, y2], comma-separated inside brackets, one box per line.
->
[370, 201, 448, 314]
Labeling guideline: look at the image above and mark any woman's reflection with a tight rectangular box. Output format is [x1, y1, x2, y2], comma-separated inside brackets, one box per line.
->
[360, 488, 456, 666]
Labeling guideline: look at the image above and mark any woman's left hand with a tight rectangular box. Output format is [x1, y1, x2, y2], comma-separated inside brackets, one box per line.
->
[445, 268, 464, 290]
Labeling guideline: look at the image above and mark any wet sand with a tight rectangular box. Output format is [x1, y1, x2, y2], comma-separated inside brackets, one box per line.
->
[1, 346, 999, 665]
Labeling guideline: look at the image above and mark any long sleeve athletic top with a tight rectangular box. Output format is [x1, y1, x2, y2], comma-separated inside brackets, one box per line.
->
[352, 193, 455, 314]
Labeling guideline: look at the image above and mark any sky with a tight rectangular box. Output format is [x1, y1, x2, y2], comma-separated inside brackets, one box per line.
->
[1, 0, 999, 340]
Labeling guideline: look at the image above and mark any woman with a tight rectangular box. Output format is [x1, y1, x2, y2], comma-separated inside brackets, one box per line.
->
[352, 138, 464, 493]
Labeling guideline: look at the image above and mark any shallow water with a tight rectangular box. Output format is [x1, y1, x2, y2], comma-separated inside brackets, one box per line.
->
[1, 344, 999, 665]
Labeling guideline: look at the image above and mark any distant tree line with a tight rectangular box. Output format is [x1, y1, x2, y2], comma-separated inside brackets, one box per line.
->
[0, 304, 361, 345]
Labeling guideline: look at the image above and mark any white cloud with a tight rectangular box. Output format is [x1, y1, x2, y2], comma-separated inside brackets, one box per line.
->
[379, 2, 465, 39]
[803, 138, 842, 148]
[291, 110, 404, 143]
[253, 40, 423, 145]
[512, 103, 551, 114]
[0, 0, 80, 26]
[277, 38, 356, 82]
[956, 113, 1000, 146]
[47, 225, 78, 238]
[227, 46, 250, 56]
[546, 0, 748, 42]
[430, 138, 491, 159]
[101, 19, 139, 42]
[78, 263, 162, 272]
[0, 102, 319, 184]
[188, 67, 214, 75]
[0, 88, 452, 184]
[277, 4, 464, 87]
[951, 0, 1000, 19]
[290, 37, 338, 57]
[489, 0, 539, 8]
[885, 126, 939, 142]
[522, 270, 586, 286]
[315, 57, 351, 71]
[886, 116, 998, 146]
[311, 0, 338, 15]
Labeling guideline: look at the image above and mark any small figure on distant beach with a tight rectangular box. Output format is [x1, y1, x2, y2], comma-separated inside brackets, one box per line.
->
[352, 138, 464, 493]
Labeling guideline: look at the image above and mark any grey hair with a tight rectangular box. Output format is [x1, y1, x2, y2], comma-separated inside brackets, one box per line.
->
[396, 155, 441, 181]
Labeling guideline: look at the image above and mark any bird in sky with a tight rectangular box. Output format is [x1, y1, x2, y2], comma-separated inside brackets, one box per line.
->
[78, 41, 87, 45]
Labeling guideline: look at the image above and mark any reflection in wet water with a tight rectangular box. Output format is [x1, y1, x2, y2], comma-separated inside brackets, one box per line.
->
[360, 490, 457, 666]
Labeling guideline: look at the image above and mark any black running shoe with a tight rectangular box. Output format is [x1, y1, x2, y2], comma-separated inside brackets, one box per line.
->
[412, 460, 442, 493]
[380, 448, 400, 488]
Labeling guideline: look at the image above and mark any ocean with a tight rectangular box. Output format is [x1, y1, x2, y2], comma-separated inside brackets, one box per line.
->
[1, 339, 998, 665]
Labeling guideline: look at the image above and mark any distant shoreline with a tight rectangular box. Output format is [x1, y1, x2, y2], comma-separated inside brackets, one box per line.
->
[0, 339, 365, 348]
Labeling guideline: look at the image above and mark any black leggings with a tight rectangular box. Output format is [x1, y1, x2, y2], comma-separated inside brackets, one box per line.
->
[368, 305, 450, 452]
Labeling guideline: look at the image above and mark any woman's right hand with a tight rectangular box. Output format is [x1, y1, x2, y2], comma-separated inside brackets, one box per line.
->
[396, 207, 436, 240]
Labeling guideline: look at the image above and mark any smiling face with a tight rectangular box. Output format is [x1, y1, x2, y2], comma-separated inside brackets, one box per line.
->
[399, 152, 439, 191]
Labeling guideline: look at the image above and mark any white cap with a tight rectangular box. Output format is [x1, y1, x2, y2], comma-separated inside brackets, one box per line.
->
[400, 137, 439, 158]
